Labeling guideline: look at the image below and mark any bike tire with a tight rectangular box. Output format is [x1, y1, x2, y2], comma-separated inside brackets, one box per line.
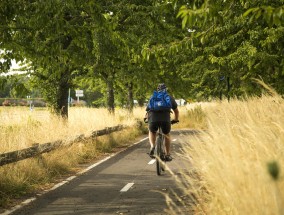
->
[161, 143, 165, 172]
[155, 135, 162, 176]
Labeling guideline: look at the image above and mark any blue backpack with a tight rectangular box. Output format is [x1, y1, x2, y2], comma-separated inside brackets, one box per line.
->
[148, 90, 172, 111]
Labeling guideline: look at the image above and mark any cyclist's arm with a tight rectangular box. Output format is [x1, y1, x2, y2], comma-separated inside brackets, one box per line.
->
[144, 111, 149, 123]
[170, 96, 179, 121]
[173, 108, 179, 121]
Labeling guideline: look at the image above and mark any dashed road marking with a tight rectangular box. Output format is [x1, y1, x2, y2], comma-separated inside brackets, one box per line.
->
[148, 159, 156, 165]
[172, 139, 177, 141]
[120, 183, 135, 192]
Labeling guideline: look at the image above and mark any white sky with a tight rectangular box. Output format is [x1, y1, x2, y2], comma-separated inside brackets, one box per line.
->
[0, 60, 27, 76]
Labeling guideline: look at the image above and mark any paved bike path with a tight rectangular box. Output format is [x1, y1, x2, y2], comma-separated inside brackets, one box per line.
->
[8, 130, 194, 215]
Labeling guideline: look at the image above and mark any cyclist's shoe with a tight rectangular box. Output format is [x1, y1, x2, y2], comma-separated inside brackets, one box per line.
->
[160, 154, 166, 161]
[149, 147, 155, 158]
[165, 154, 173, 162]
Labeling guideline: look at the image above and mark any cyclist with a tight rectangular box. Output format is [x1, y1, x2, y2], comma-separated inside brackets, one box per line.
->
[144, 83, 179, 161]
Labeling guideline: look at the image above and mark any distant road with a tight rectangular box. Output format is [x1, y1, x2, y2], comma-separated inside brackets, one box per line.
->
[7, 130, 195, 215]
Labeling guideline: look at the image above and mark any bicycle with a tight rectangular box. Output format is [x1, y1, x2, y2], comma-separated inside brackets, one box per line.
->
[154, 120, 178, 175]
[144, 118, 179, 176]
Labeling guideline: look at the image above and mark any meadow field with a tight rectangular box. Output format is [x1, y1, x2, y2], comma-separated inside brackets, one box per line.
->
[0, 106, 141, 153]
[173, 95, 284, 215]
[1, 96, 283, 214]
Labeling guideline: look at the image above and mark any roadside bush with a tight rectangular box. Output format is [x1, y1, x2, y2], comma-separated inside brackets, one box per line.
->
[0, 98, 46, 107]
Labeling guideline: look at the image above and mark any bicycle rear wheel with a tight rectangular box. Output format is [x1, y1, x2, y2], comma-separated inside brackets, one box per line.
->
[155, 135, 165, 176]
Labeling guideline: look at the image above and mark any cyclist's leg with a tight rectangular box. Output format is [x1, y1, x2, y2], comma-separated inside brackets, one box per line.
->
[164, 134, 171, 155]
[149, 122, 159, 146]
[148, 131, 156, 148]
[161, 122, 171, 155]
[148, 122, 159, 156]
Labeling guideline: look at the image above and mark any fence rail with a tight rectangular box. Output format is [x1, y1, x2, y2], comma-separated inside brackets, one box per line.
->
[0, 125, 126, 167]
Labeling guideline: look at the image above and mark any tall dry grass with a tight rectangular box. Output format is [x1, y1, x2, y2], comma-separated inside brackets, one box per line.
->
[0, 107, 142, 153]
[0, 106, 145, 208]
[176, 95, 284, 215]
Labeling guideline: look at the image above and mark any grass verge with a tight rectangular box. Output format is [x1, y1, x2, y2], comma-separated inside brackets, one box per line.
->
[0, 105, 201, 210]
[172, 95, 284, 214]
[0, 126, 144, 210]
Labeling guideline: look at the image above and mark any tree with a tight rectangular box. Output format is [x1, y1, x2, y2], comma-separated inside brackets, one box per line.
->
[140, 0, 283, 101]
[0, 0, 104, 117]
[81, 0, 188, 113]
[103, 0, 189, 108]
[174, 0, 284, 98]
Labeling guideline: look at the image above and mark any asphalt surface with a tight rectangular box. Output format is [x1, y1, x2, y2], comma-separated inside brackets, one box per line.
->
[6, 130, 195, 215]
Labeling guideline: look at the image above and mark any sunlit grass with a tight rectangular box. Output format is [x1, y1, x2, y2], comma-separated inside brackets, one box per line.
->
[0, 106, 142, 207]
[0, 107, 140, 153]
[174, 95, 284, 214]
[0, 105, 193, 153]
[2, 98, 283, 213]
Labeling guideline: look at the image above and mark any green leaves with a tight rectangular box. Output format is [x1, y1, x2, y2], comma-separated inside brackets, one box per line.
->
[267, 161, 280, 181]
[177, 3, 209, 29]
[243, 6, 284, 26]
[167, 0, 284, 99]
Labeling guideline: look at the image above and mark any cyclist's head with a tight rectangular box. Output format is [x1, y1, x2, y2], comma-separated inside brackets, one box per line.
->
[157, 83, 167, 92]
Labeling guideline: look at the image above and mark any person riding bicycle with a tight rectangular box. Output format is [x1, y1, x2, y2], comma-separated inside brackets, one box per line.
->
[144, 83, 179, 161]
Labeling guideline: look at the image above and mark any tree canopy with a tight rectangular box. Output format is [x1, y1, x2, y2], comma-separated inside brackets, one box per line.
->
[0, 0, 283, 117]
[155, 0, 284, 99]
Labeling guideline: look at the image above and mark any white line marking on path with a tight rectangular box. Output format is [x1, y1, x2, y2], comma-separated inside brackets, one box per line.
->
[148, 159, 156, 165]
[172, 139, 177, 141]
[120, 183, 135, 192]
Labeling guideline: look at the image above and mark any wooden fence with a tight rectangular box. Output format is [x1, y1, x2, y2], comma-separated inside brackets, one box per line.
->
[0, 125, 126, 167]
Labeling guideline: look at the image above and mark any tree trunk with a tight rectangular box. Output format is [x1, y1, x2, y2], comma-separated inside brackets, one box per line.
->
[56, 69, 70, 118]
[99, 70, 115, 114]
[106, 78, 115, 114]
[127, 82, 134, 113]
[54, 34, 72, 118]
